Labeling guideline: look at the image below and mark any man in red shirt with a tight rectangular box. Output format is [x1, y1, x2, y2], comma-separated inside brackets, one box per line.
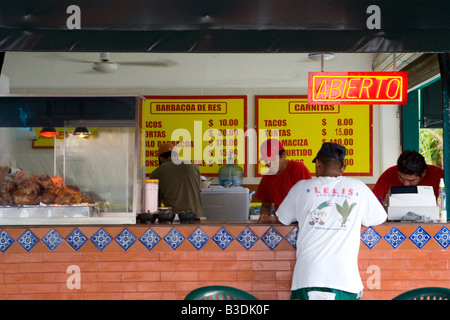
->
[255, 139, 312, 222]
[372, 150, 444, 204]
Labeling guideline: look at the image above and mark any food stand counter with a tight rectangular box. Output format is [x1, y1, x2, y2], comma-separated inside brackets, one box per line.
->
[0, 219, 448, 300]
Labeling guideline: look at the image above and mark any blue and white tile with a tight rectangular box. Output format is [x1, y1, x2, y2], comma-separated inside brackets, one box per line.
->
[164, 228, 185, 250]
[140, 228, 161, 250]
[384, 226, 406, 249]
[360, 227, 382, 249]
[42, 229, 64, 251]
[236, 227, 258, 250]
[90, 228, 112, 251]
[433, 226, 450, 249]
[188, 228, 209, 250]
[17, 229, 39, 252]
[115, 228, 137, 251]
[66, 228, 88, 251]
[213, 227, 234, 250]
[409, 226, 431, 249]
[261, 227, 283, 250]
[285, 227, 298, 249]
[0, 230, 14, 253]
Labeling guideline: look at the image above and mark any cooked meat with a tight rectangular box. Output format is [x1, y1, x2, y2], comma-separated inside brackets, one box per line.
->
[0, 194, 14, 205]
[13, 192, 39, 205]
[0, 180, 17, 194]
[1, 171, 95, 206]
[16, 176, 41, 196]
[14, 170, 28, 185]
[36, 174, 53, 189]
[34, 185, 59, 204]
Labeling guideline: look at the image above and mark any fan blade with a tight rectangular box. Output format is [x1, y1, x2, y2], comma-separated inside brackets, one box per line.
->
[36, 53, 93, 64]
[118, 59, 177, 67]
[76, 69, 98, 74]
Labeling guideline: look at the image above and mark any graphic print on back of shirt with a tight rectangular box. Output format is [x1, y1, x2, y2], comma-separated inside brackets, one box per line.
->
[308, 201, 330, 226]
[307, 199, 357, 229]
[335, 199, 357, 228]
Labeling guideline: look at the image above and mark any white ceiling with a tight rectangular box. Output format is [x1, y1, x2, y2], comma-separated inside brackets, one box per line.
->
[2, 52, 377, 90]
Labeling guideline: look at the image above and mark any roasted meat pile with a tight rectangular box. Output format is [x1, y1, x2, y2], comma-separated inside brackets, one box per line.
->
[0, 171, 95, 206]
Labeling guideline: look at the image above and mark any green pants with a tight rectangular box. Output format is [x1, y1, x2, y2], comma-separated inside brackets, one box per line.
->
[291, 287, 360, 300]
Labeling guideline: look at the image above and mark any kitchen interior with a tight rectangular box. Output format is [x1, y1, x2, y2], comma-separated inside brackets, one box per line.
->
[0, 51, 421, 225]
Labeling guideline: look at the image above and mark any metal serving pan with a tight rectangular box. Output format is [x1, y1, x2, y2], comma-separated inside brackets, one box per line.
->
[0, 204, 99, 218]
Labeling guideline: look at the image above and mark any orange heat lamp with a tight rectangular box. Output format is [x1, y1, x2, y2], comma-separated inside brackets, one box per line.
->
[39, 127, 58, 137]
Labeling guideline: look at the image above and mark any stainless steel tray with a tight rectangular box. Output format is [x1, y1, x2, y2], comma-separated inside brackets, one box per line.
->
[0, 204, 99, 218]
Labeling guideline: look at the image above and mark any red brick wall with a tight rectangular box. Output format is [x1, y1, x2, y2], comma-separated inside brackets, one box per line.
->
[0, 224, 448, 300]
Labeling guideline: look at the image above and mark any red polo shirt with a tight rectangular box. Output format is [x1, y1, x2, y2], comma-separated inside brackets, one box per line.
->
[372, 164, 444, 203]
[255, 160, 312, 210]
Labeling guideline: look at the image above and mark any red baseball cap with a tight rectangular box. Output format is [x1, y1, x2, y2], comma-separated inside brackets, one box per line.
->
[260, 139, 284, 161]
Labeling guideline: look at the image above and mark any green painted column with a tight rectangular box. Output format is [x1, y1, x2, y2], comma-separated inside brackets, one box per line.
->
[438, 53, 450, 217]
[403, 90, 420, 152]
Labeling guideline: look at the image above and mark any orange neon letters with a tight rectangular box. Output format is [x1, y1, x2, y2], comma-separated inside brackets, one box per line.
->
[308, 72, 408, 105]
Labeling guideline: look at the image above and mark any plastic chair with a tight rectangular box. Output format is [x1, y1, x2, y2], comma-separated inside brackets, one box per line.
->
[392, 287, 450, 300]
[184, 285, 259, 300]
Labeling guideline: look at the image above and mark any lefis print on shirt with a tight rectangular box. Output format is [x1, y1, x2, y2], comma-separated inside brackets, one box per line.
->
[306, 187, 358, 230]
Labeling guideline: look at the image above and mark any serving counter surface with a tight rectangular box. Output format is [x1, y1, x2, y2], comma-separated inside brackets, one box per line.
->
[0, 220, 448, 300]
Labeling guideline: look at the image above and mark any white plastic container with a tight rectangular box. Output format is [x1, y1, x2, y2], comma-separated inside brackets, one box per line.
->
[136, 179, 143, 213]
[144, 179, 159, 213]
[439, 178, 447, 223]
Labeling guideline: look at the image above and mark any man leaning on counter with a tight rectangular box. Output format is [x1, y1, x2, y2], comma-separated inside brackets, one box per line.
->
[149, 143, 204, 218]
[372, 150, 444, 204]
[255, 139, 312, 223]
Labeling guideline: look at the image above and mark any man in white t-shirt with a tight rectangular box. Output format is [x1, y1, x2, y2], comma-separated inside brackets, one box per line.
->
[277, 142, 387, 300]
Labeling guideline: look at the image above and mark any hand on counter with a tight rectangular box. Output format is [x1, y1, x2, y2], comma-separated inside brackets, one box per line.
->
[258, 202, 280, 223]
[259, 212, 280, 223]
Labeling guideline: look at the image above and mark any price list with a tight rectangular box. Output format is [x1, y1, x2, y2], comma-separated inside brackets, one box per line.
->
[143, 96, 247, 177]
[255, 96, 372, 176]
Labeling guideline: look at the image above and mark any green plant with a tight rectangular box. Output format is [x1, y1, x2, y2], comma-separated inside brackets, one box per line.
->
[419, 128, 443, 168]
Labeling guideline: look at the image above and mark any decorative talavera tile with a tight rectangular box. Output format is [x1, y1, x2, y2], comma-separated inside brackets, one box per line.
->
[409, 226, 431, 249]
[0, 230, 14, 253]
[433, 226, 450, 249]
[164, 228, 185, 250]
[42, 229, 64, 251]
[115, 228, 137, 251]
[18, 229, 39, 252]
[360, 227, 382, 249]
[285, 227, 298, 249]
[66, 228, 88, 251]
[213, 227, 234, 250]
[140, 228, 161, 250]
[188, 228, 209, 250]
[236, 227, 259, 250]
[261, 227, 283, 250]
[90, 228, 112, 251]
[384, 226, 406, 249]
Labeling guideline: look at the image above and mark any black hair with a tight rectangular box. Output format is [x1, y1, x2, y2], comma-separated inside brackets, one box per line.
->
[158, 150, 178, 166]
[316, 155, 344, 169]
[397, 150, 427, 176]
[159, 151, 172, 160]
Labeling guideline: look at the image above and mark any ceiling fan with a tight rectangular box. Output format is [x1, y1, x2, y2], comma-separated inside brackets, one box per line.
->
[44, 52, 176, 73]
[92, 52, 118, 73]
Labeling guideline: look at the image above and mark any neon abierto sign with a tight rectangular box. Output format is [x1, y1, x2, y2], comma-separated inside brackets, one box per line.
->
[308, 72, 408, 105]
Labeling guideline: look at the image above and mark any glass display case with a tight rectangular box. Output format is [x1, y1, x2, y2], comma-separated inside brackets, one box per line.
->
[0, 94, 144, 225]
